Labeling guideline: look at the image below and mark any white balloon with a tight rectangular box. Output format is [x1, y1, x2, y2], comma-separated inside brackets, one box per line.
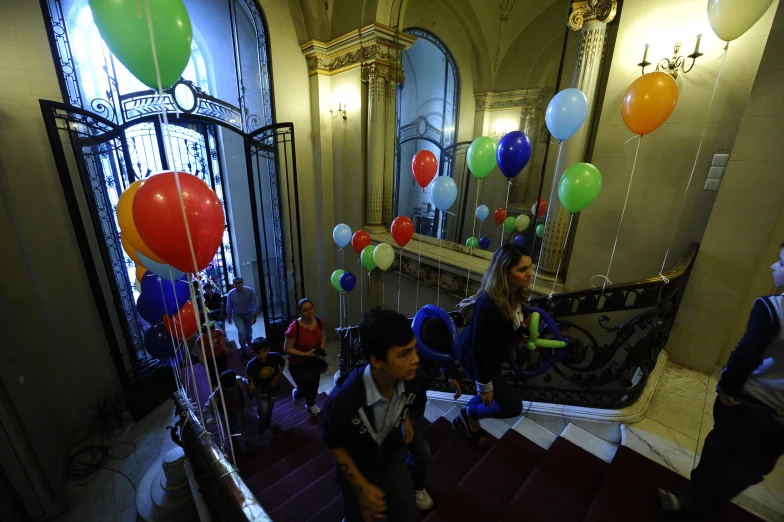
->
[515, 214, 530, 232]
[373, 243, 394, 271]
[707, 0, 773, 42]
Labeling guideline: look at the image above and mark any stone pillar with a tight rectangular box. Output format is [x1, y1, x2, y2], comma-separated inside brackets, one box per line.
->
[512, 105, 546, 205]
[366, 74, 387, 229]
[538, 15, 614, 275]
[383, 79, 398, 225]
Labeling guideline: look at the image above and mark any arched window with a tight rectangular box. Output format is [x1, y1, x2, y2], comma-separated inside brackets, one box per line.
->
[395, 29, 460, 239]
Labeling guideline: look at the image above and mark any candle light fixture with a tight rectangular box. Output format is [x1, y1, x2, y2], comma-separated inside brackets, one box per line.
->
[637, 34, 704, 78]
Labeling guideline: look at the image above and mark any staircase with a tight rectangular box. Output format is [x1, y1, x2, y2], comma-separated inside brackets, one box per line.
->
[189, 351, 763, 521]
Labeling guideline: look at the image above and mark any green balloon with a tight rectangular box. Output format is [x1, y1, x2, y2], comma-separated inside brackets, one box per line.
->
[558, 162, 602, 214]
[535, 224, 545, 238]
[331, 269, 345, 292]
[466, 136, 497, 179]
[360, 245, 377, 271]
[466, 236, 479, 249]
[90, 0, 193, 89]
[503, 216, 516, 234]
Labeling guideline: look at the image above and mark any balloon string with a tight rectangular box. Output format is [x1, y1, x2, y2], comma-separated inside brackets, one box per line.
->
[548, 213, 574, 298]
[415, 220, 423, 311]
[465, 179, 482, 298]
[359, 255, 364, 315]
[597, 135, 642, 294]
[144, 0, 235, 463]
[397, 246, 403, 313]
[437, 236, 442, 308]
[529, 141, 563, 303]
[502, 180, 512, 244]
[658, 46, 729, 282]
[382, 271, 385, 307]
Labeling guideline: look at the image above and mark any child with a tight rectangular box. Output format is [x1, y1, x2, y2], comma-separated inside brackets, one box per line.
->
[406, 315, 463, 511]
[203, 370, 252, 435]
[323, 307, 421, 522]
[246, 337, 285, 434]
[659, 244, 784, 515]
[196, 323, 227, 385]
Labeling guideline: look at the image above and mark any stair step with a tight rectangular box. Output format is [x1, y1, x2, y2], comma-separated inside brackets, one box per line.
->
[304, 493, 343, 522]
[239, 422, 323, 476]
[422, 418, 457, 457]
[424, 426, 496, 505]
[257, 449, 335, 511]
[498, 436, 609, 522]
[511, 416, 557, 450]
[270, 467, 340, 521]
[423, 429, 546, 522]
[582, 446, 763, 522]
[560, 423, 617, 463]
[244, 436, 328, 494]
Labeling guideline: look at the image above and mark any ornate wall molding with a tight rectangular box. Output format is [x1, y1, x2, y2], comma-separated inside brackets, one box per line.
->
[569, 0, 617, 30]
[474, 88, 550, 111]
[576, 26, 609, 71]
[300, 23, 415, 80]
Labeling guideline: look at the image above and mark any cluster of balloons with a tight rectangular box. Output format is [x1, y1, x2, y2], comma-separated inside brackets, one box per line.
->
[119, 171, 225, 362]
[91, 0, 193, 90]
[331, 269, 356, 293]
[411, 150, 458, 213]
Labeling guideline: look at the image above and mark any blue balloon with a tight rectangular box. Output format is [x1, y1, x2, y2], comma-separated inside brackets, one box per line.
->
[136, 251, 185, 281]
[140, 271, 190, 316]
[333, 223, 352, 248]
[412, 305, 460, 364]
[340, 271, 357, 292]
[136, 293, 164, 324]
[430, 176, 457, 212]
[496, 131, 532, 179]
[479, 236, 491, 250]
[475, 205, 489, 222]
[144, 322, 177, 361]
[546, 88, 589, 142]
[513, 234, 526, 248]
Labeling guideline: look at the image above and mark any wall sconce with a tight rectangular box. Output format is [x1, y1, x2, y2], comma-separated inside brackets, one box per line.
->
[637, 34, 703, 78]
[330, 101, 347, 120]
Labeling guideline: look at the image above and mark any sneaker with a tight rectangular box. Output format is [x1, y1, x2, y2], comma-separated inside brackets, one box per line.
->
[415, 489, 434, 511]
[307, 405, 321, 415]
[292, 389, 302, 410]
[658, 489, 682, 512]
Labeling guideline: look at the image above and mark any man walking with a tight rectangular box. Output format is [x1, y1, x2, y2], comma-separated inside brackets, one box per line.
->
[226, 277, 258, 361]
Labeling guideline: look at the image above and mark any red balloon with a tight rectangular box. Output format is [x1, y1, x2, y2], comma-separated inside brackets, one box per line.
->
[533, 199, 548, 218]
[163, 301, 199, 341]
[493, 208, 507, 226]
[351, 230, 372, 256]
[412, 150, 438, 189]
[390, 216, 414, 248]
[133, 171, 225, 273]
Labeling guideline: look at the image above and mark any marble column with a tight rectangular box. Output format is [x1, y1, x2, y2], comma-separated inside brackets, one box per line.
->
[366, 74, 387, 230]
[383, 79, 398, 225]
[538, 20, 610, 274]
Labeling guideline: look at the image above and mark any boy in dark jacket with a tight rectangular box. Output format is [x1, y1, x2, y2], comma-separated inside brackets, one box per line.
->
[659, 244, 784, 514]
[245, 337, 285, 434]
[323, 307, 420, 522]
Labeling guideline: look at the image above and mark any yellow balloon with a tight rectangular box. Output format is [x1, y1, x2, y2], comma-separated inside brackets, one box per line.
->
[708, 0, 773, 42]
[135, 265, 147, 282]
[121, 234, 142, 266]
[117, 180, 165, 263]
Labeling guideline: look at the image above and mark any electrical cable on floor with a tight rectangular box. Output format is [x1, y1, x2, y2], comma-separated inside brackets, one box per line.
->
[67, 428, 139, 505]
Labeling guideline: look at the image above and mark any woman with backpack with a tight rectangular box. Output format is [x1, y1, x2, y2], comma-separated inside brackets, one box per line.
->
[455, 244, 533, 445]
[284, 298, 327, 415]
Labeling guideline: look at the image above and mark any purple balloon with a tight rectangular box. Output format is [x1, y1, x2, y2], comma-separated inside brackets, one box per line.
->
[340, 271, 357, 292]
[479, 236, 492, 250]
[144, 322, 177, 361]
[513, 234, 526, 248]
[136, 294, 164, 324]
[496, 131, 532, 179]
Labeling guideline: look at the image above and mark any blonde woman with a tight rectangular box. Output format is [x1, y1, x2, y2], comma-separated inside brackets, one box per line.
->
[455, 244, 533, 445]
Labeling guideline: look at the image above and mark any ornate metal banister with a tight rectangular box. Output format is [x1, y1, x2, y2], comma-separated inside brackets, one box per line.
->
[336, 244, 699, 408]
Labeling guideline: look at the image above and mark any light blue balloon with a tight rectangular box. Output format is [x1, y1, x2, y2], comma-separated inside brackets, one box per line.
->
[430, 176, 458, 212]
[476, 205, 489, 222]
[333, 223, 352, 248]
[545, 88, 589, 142]
[137, 251, 186, 281]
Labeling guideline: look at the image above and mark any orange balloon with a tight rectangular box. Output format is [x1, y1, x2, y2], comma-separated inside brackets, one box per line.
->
[121, 234, 142, 266]
[116, 180, 166, 263]
[621, 72, 679, 136]
[135, 265, 147, 282]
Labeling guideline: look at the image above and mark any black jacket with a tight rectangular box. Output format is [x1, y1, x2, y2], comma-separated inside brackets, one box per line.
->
[460, 293, 516, 385]
[322, 364, 419, 476]
[411, 357, 460, 414]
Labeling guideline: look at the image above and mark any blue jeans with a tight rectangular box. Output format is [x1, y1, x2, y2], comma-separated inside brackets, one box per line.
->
[233, 313, 254, 352]
[255, 391, 275, 433]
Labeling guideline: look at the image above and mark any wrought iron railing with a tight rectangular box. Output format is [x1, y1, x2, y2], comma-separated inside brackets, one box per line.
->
[171, 392, 272, 522]
[336, 243, 699, 409]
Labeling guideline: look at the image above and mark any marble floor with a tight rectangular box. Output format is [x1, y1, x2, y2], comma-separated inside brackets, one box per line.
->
[623, 362, 784, 522]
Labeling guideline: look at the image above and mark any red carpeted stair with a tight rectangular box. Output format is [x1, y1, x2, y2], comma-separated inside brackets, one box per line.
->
[186, 352, 765, 522]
